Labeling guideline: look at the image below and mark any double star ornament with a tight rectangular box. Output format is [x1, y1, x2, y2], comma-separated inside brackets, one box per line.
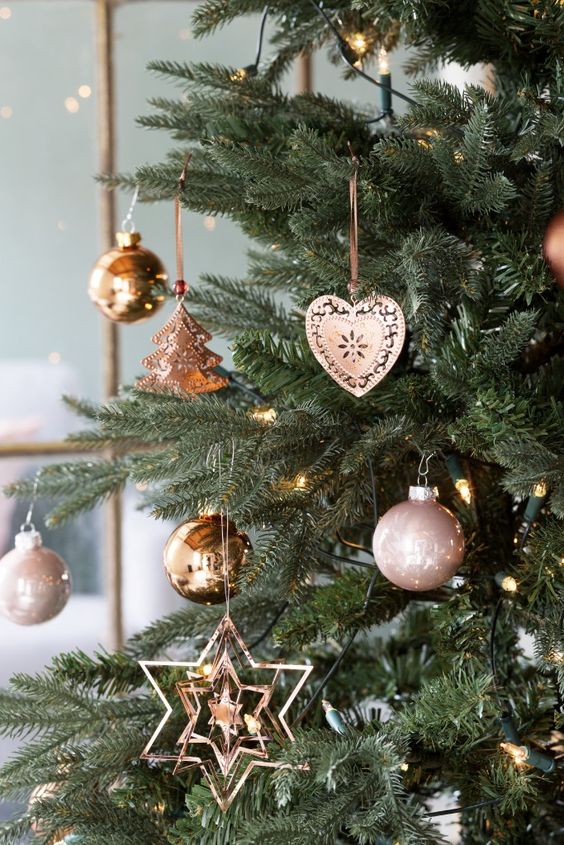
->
[305, 152, 405, 397]
[139, 614, 312, 811]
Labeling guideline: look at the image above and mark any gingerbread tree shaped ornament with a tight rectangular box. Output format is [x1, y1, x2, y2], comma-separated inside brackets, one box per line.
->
[137, 301, 228, 395]
[137, 156, 228, 397]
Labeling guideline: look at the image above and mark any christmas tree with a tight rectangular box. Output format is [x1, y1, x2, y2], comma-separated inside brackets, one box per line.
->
[1, 2, 563, 844]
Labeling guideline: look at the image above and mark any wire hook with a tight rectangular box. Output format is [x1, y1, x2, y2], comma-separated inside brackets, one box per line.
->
[21, 470, 41, 533]
[417, 451, 435, 487]
[121, 186, 139, 233]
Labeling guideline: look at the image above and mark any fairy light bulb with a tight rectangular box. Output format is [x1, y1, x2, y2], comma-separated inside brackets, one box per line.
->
[251, 406, 277, 424]
[455, 478, 472, 504]
[378, 47, 390, 74]
[294, 473, 308, 490]
[532, 481, 547, 498]
[349, 32, 368, 56]
[229, 67, 247, 82]
[500, 742, 528, 765]
[244, 714, 261, 734]
[201, 663, 213, 677]
[501, 575, 518, 593]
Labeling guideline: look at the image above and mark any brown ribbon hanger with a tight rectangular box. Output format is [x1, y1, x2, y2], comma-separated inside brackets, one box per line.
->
[347, 143, 360, 301]
[175, 153, 192, 295]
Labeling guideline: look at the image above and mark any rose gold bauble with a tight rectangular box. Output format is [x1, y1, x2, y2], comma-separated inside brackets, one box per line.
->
[163, 514, 252, 605]
[372, 486, 465, 591]
[0, 528, 71, 624]
[88, 231, 168, 323]
[543, 209, 564, 288]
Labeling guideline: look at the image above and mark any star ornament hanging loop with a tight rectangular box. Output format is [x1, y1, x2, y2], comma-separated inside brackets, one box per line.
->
[139, 614, 313, 811]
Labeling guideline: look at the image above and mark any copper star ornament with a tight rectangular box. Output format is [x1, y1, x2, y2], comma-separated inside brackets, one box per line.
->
[139, 614, 313, 810]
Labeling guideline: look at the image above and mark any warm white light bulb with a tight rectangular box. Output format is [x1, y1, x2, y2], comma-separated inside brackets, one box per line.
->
[378, 47, 390, 74]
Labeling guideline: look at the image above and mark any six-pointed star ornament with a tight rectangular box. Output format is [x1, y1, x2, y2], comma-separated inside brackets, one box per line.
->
[139, 614, 313, 810]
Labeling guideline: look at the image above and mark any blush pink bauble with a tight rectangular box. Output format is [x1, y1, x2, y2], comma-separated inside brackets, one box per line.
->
[0, 528, 71, 625]
[372, 486, 465, 591]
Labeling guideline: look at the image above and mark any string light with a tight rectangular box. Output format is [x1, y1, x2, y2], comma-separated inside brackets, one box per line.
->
[78, 84, 91, 98]
[294, 473, 308, 490]
[0, 7, 11, 20]
[446, 454, 473, 504]
[203, 216, 216, 231]
[500, 741, 527, 765]
[64, 97, 79, 114]
[455, 477, 472, 504]
[532, 481, 548, 498]
[378, 47, 390, 74]
[250, 406, 277, 424]
[502, 575, 517, 592]
[322, 700, 346, 734]
[244, 714, 261, 734]
[348, 32, 368, 55]
[500, 742, 555, 773]
[230, 67, 249, 82]
[400, 762, 409, 772]
[0, 105, 13, 119]
[546, 650, 564, 664]
[201, 663, 213, 677]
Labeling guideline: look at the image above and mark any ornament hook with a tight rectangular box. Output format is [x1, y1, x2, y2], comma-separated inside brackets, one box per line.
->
[121, 185, 139, 234]
[20, 470, 41, 533]
[347, 142, 360, 302]
[174, 154, 193, 299]
[417, 451, 435, 487]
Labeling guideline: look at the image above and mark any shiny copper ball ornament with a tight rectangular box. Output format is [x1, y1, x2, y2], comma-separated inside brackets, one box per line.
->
[372, 486, 465, 591]
[543, 209, 564, 288]
[0, 527, 71, 624]
[88, 231, 168, 323]
[163, 514, 251, 605]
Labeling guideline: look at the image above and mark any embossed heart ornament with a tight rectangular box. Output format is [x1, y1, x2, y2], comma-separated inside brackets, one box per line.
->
[305, 294, 406, 397]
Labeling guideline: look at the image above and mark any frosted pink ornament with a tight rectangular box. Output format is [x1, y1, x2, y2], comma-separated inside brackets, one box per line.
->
[0, 526, 71, 625]
[372, 486, 464, 591]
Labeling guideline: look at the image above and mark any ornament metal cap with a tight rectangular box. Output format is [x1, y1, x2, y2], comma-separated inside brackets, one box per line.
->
[116, 230, 142, 248]
[408, 485, 438, 502]
[15, 526, 43, 551]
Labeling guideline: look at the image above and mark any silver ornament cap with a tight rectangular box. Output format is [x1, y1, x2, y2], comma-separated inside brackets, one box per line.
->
[408, 485, 438, 502]
[15, 526, 43, 551]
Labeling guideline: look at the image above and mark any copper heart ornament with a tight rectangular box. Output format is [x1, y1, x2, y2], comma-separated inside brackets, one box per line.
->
[305, 294, 406, 397]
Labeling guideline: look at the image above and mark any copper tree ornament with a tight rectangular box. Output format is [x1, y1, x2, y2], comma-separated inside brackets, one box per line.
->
[137, 157, 228, 397]
[137, 302, 228, 395]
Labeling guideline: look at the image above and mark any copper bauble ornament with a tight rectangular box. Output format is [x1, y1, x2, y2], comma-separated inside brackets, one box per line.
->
[0, 527, 71, 624]
[163, 514, 251, 604]
[372, 486, 465, 591]
[88, 231, 168, 323]
[543, 209, 564, 288]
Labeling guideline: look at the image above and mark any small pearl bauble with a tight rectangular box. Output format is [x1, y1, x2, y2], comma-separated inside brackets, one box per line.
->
[163, 514, 251, 605]
[372, 486, 465, 591]
[0, 528, 71, 625]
